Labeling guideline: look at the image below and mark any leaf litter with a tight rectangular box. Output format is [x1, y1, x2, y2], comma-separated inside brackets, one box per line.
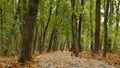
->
[0, 51, 120, 68]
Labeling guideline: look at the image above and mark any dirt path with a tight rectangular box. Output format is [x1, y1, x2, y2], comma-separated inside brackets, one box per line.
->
[36, 51, 116, 68]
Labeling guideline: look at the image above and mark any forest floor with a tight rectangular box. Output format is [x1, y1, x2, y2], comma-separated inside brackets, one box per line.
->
[0, 51, 120, 68]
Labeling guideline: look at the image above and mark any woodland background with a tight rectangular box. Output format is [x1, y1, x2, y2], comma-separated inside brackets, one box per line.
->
[0, 0, 120, 67]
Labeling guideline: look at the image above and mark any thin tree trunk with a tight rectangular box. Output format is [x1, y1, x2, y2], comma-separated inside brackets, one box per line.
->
[32, 25, 38, 54]
[38, 31, 42, 53]
[47, 0, 60, 52]
[108, 0, 113, 51]
[94, 0, 101, 54]
[38, 0, 44, 53]
[78, 0, 84, 52]
[41, 0, 53, 53]
[71, 0, 79, 57]
[0, 8, 4, 48]
[109, 0, 114, 26]
[90, 0, 94, 52]
[103, 0, 109, 57]
[66, 35, 70, 51]
[114, 0, 120, 49]
[47, 30, 55, 52]
[116, 0, 119, 33]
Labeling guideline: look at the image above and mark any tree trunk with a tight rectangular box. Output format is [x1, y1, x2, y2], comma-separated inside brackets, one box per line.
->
[116, 0, 120, 34]
[94, 0, 101, 54]
[66, 35, 70, 51]
[71, 0, 79, 57]
[78, 0, 84, 52]
[32, 25, 38, 54]
[47, 0, 60, 52]
[108, 0, 113, 51]
[47, 30, 55, 52]
[103, 0, 109, 57]
[0, 8, 4, 48]
[109, 0, 114, 26]
[114, 0, 120, 50]
[18, 0, 39, 62]
[41, 0, 53, 53]
[90, 0, 94, 52]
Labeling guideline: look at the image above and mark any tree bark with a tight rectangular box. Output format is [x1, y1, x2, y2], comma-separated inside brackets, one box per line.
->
[107, 0, 113, 51]
[103, 0, 109, 57]
[47, 30, 55, 52]
[114, 0, 120, 49]
[32, 25, 38, 54]
[47, 0, 60, 52]
[78, 0, 84, 52]
[0, 8, 4, 48]
[90, 0, 94, 52]
[71, 0, 79, 57]
[18, 0, 39, 62]
[41, 0, 53, 53]
[94, 0, 101, 54]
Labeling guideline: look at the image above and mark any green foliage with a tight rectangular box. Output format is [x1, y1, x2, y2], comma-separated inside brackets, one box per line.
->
[0, 0, 120, 56]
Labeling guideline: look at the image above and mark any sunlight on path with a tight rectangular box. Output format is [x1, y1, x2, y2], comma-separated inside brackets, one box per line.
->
[36, 51, 116, 68]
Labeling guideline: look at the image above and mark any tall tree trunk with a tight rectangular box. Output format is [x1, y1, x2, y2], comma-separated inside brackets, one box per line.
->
[103, 0, 109, 57]
[32, 25, 38, 54]
[0, 8, 4, 48]
[47, 29, 55, 52]
[108, 0, 113, 51]
[71, 0, 79, 57]
[78, 0, 84, 52]
[47, 0, 60, 52]
[114, 0, 120, 49]
[52, 0, 60, 51]
[18, 0, 39, 62]
[116, 0, 120, 33]
[94, 0, 101, 54]
[38, 0, 44, 53]
[41, 0, 53, 53]
[109, 0, 114, 26]
[90, 0, 94, 52]
[66, 35, 70, 51]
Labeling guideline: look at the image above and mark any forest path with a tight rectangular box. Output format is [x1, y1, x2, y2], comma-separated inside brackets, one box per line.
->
[36, 51, 116, 68]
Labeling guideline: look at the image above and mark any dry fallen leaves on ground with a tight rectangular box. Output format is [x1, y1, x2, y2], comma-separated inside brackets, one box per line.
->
[78, 51, 120, 67]
[0, 51, 120, 68]
[0, 52, 39, 68]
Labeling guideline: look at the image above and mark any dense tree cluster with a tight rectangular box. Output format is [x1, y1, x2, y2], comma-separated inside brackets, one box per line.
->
[0, 0, 119, 62]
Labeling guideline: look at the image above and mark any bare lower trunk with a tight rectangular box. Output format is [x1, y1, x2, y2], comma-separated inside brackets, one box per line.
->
[18, 0, 39, 62]
[71, 0, 79, 57]
[103, 0, 109, 57]
[94, 0, 101, 54]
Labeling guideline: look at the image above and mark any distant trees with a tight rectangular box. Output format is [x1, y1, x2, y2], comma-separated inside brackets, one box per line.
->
[48, 0, 60, 52]
[0, 0, 120, 62]
[42, 0, 53, 52]
[115, 0, 120, 49]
